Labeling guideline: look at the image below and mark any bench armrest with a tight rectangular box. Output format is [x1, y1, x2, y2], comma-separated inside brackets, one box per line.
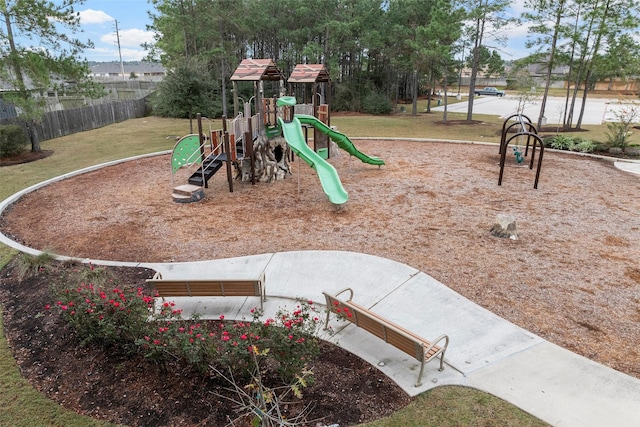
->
[333, 287, 354, 301]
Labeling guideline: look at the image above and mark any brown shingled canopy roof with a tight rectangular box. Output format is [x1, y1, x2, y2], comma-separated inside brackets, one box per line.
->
[230, 59, 284, 82]
[287, 64, 330, 83]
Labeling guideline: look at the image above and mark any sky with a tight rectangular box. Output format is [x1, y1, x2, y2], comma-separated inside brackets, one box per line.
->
[77, 0, 156, 62]
[74, 0, 532, 63]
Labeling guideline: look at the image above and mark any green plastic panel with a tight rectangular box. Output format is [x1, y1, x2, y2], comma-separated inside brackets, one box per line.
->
[171, 135, 203, 174]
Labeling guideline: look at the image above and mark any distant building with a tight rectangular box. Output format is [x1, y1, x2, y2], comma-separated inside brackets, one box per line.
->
[89, 62, 166, 82]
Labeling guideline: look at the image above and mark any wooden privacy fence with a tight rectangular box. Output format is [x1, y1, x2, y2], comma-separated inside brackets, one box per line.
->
[0, 98, 147, 143]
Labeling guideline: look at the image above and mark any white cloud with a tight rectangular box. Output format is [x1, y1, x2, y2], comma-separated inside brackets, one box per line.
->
[100, 28, 154, 48]
[509, 0, 529, 16]
[79, 9, 113, 25]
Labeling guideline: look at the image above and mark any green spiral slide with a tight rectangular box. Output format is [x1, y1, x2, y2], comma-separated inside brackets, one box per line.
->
[278, 116, 349, 205]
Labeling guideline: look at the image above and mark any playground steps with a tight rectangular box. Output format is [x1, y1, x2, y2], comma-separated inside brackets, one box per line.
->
[172, 184, 204, 204]
[188, 156, 225, 187]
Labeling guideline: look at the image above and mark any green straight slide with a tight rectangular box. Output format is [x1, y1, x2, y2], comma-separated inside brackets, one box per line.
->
[295, 114, 385, 166]
[278, 117, 349, 205]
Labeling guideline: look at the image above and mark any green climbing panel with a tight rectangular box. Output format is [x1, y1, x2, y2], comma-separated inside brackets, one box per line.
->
[171, 135, 203, 174]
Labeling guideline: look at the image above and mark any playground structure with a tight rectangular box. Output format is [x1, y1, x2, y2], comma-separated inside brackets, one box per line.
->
[498, 113, 544, 189]
[170, 59, 384, 206]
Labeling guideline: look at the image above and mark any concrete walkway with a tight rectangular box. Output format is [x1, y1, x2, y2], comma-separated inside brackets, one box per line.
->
[143, 251, 640, 427]
[615, 159, 640, 175]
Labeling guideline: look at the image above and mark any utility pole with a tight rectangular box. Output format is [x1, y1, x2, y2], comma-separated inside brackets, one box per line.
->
[115, 19, 125, 81]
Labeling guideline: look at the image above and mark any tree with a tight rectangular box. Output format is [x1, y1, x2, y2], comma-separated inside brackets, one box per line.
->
[413, 0, 464, 118]
[463, 0, 512, 121]
[146, 0, 248, 117]
[0, 0, 103, 152]
[595, 34, 640, 91]
[152, 59, 218, 131]
[523, 0, 572, 129]
[563, 0, 640, 129]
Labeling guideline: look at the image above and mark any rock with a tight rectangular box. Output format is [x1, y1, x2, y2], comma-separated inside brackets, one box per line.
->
[490, 213, 518, 240]
[625, 147, 640, 157]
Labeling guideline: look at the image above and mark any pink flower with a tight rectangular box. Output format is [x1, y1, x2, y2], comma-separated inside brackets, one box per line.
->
[219, 314, 225, 320]
[44, 304, 50, 310]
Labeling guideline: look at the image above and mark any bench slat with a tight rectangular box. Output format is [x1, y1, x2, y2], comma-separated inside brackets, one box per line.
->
[146, 273, 266, 309]
[153, 282, 191, 296]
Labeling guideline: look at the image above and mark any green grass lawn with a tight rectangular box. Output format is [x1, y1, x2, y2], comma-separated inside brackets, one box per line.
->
[5, 108, 622, 426]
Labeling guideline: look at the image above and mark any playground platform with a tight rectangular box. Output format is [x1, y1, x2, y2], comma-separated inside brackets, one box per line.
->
[144, 251, 640, 427]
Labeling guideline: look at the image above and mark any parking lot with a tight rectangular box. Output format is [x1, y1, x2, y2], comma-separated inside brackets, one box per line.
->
[433, 95, 630, 125]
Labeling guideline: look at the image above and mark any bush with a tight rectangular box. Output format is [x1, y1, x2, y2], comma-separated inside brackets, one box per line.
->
[332, 83, 360, 112]
[51, 273, 323, 384]
[362, 92, 392, 115]
[50, 271, 157, 352]
[572, 137, 596, 153]
[138, 302, 323, 382]
[547, 134, 575, 151]
[605, 102, 639, 149]
[0, 125, 27, 157]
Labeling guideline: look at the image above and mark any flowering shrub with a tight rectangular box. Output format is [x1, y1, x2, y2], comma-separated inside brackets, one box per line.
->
[139, 302, 323, 382]
[329, 299, 355, 322]
[50, 281, 158, 352]
[51, 271, 323, 385]
[261, 302, 323, 381]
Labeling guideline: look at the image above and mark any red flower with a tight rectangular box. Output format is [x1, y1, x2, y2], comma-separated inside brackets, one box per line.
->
[219, 314, 225, 320]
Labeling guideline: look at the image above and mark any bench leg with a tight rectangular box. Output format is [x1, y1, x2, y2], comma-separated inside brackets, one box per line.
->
[415, 359, 425, 387]
[323, 309, 331, 330]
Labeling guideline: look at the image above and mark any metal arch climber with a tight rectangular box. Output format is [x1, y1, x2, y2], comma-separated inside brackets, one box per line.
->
[498, 114, 538, 156]
[498, 114, 545, 189]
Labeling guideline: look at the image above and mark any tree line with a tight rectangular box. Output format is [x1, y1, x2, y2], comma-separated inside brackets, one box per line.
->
[1, 0, 639, 155]
[148, 0, 639, 129]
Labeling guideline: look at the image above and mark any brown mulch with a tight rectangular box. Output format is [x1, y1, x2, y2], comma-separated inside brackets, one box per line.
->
[1, 139, 639, 424]
[0, 149, 54, 166]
